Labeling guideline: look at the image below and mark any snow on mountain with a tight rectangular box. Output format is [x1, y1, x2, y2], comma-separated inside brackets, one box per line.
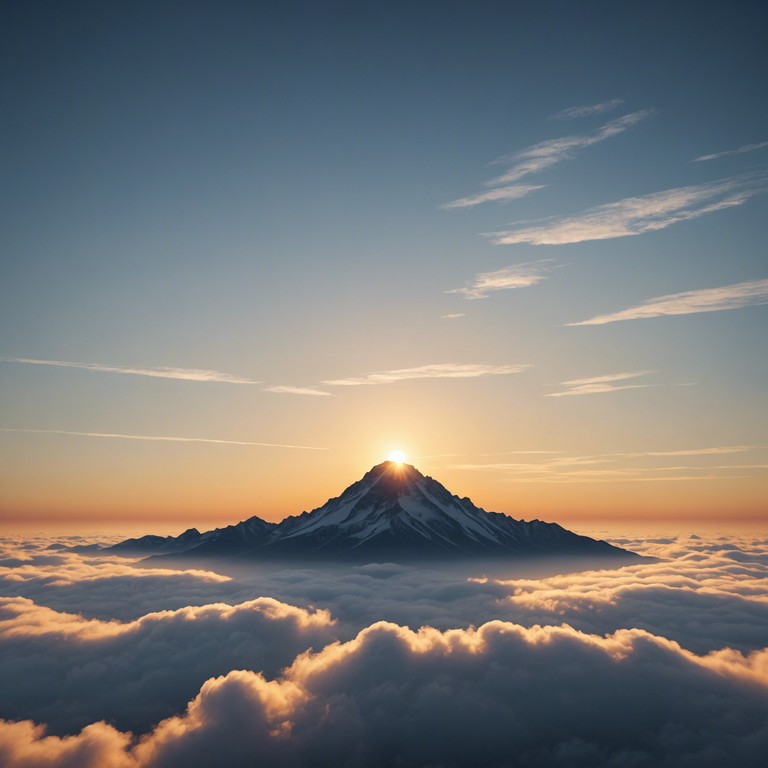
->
[107, 461, 633, 561]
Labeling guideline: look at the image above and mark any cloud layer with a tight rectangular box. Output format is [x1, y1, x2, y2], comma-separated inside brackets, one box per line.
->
[1, 617, 767, 767]
[0, 533, 766, 766]
[0, 596, 335, 734]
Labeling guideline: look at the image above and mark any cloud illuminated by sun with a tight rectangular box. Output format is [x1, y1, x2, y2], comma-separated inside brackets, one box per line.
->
[388, 450, 406, 464]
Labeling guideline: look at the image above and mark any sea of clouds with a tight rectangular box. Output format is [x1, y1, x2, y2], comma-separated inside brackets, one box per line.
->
[1, 531, 767, 767]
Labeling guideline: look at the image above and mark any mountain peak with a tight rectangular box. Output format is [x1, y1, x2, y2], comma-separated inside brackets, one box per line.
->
[364, 460, 422, 489]
[368, 459, 420, 475]
[336, 460, 447, 512]
[109, 462, 637, 562]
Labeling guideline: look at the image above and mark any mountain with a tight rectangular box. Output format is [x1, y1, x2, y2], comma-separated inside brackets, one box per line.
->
[103, 461, 634, 562]
[107, 517, 276, 556]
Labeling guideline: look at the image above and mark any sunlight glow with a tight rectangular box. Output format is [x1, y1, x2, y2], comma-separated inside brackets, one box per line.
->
[388, 450, 406, 464]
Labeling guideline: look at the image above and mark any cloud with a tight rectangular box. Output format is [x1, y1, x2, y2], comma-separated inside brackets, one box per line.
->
[3, 533, 767, 652]
[487, 536, 768, 653]
[440, 313, 466, 320]
[0, 596, 335, 734]
[442, 110, 651, 209]
[498, 471, 758, 484]
[440, 184, 545, 209]
[447, 260, 552, 300]
[323, 362, 531, 386]
[486, 110, 652, 187]
[479, 449, 564, 455]
[567, 278, 768, 326]
[619, 446, 756, 457]
[551, 98, 625, 120]
[547, 370, 655, 397]
[693, 140, 768, 162]
[263, 386, 332, 397]
[491, 175, 767, 245]
[1, 534, 767, 766]
[0, 719, 134, 768]
[2, 616, 768, 767]
[448, 449, 768, 484]
[0, 357, 260, 384]
[0, 548, 246, 622]
[0, 428, 327, 451]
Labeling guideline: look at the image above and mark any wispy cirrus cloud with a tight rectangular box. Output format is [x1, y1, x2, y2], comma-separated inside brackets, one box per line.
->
[447, 260, 552, 300]
[498, 469, 757, 484]
[442, 110, 651, 209]
[551, 98, 624, 120]
[323, 362, 530, 387]
[448, 446, 766, 483]
[567, 278, 768, 326]
[618, 446, 756, 457]
[0, 357, 260, 384]
[693, 140, 768, 162]
[479, 449, 564, 456]
[491, 175, 767, 246]
[0, 428, 326, 450]
[263, 385, 332, 397]
[440, 313, 466, 320]
[441, 184, 545, 210]
[546, 370, 656, 397]
[485, 110, 652, 186]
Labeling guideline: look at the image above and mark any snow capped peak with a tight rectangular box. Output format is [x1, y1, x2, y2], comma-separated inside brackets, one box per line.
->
[112, 462, 634, 562]
[342, 461, 427, 503]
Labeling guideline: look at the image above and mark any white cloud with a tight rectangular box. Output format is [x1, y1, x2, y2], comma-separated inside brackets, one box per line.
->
[447, 260, 552, 300]
[547, 370, 655, 397]
[485, 110, 652, 187]
[551, 98, 625, 120]
[440, 313, 466, 320]
[0, 595, 335, 735]
[448, 447, 768, 484]
[567, 278, 768, 326]
[0, 357, 260, 384]
[440, 184, 545, 210]
[442, 110, 651, 209]
[323, 362, 531, 386]
[263, 386, 332, 397]
[0, 428, 327, 450]
[479, 450, 564, 456]
[2, 605, 768, 767]
[492, 175, 767, 245]
[1, 533, 768, 766]
[693, 140, 768, 162]
[507, 471, 754, 484]
[620, 446, 756, 457]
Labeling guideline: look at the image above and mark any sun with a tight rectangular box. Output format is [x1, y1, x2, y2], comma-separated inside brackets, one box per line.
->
[388, 450, 406, 464]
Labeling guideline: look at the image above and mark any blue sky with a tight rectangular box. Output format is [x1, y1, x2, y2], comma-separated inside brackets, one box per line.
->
[1, 1, 766, 526]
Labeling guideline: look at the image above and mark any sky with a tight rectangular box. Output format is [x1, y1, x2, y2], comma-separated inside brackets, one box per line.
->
[1, 0, 767, 529]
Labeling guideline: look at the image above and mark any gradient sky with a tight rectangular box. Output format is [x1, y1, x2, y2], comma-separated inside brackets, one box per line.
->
[1, 0, 766, 528]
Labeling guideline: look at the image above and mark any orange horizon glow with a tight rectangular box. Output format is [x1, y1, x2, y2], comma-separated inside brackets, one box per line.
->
[1, 451, 766, 533]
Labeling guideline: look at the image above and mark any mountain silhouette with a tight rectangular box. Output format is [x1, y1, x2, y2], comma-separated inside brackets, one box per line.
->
[108, 461, 634, 561]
